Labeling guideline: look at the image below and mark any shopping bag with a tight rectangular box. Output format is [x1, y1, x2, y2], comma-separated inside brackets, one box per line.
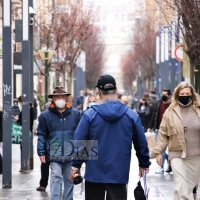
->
[134, 170, 149, 200]
[12, 123, 22, 144]
[73, 178, 85, 200]
[12, 123, 32, 144]
[145, 131, 156, 155]
[134, 180, 146, 200]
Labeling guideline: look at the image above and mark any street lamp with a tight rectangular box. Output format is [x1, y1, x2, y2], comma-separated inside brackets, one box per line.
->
[38, 49, 55, 103]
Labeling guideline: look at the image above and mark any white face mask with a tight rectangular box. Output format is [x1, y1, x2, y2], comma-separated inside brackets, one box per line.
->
[55, 99, 66, 109]
[18, 103, 22, 111]
[88, 102, 96, 108]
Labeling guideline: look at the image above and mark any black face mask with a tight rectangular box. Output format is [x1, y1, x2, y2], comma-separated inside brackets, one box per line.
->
[161, 95, 168, 102]
[178, 95, 192, 105]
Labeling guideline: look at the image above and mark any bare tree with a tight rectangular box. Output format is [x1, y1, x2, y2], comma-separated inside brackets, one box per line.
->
[130, 18, 156, 92]
[34, 0, 98, 92]
[156, 0, 200, 87]
[120, 52, 137, 96]
[84, 30, 105, 89]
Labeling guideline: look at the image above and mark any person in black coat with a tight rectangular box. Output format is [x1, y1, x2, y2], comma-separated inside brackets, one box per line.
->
[136, 98, 150, 132]
[33, 90, 38, 120]
[16, 96, 34, 132]
[14, 95, 34, 172]
[75, 90, 85, 112]
[36, 102, 51, 192]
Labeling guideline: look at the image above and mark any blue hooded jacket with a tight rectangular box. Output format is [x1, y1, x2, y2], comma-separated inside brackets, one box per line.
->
[72, 100, 151, 184]
[37, 103, 81, 162]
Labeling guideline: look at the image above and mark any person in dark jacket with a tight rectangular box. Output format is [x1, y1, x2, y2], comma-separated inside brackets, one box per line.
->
[36, 102, 51, 192]
[137, 98, 150, 132]
[149, 89, 172, 174]
[143, 92, 158, 128]
[16, 96, 34, 133]
[15, 95, 34, 173]
[71, 75, 151, 200]
[33, 90, 38, 120]
[37, 86, 81, 200]
[75, 90, 85, 112]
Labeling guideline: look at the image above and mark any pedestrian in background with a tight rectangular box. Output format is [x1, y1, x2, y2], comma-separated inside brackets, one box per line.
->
[33, 90, 38, 120]
[149, 90, 158, 101]
[136, 98, 150, 132]
[36, 102, 51, 192]
[76, 90, 85, 113]
[151, 82, 200, 200]
[71, 75, 151, 200]
[143, 92, 158, 127]
[83, 89, 94, 111]
[32, 90, 39, 135]
[15, 95, 34, 173]
[120, 95, 128, 105]
[87, 94, 97, 109]
[37, 86, 81, 200]
[149, 89, 172, 174]
[127, 94, 134, 109]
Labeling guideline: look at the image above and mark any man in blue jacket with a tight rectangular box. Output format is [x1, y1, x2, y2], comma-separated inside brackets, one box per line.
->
[70, 75, 151, 200]
[37, 86, 81, 200]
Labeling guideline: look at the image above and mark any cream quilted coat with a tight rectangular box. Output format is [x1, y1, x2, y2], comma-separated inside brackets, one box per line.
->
[151, 104, 200, 159]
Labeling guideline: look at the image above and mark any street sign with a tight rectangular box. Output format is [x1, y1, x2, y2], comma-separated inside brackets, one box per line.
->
[174, 45, 183, 62]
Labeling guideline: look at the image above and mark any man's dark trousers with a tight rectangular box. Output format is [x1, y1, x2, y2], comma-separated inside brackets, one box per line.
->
[85, 180, 127, 200]
[39, 161, 50, 188]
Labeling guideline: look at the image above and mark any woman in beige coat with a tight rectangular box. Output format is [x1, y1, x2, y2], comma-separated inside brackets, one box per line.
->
[151, 82, 200, 200]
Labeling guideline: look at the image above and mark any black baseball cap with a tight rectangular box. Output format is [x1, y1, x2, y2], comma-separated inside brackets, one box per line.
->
[96, 75, 116, 91]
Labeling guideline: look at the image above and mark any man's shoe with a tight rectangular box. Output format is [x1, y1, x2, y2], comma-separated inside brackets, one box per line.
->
[36, 186, 46, 192]
[165, 166, 172, 173]
[155, 168, 164, 174]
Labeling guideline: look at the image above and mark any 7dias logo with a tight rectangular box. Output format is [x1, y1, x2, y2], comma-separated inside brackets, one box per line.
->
[50, 140, 98, 161]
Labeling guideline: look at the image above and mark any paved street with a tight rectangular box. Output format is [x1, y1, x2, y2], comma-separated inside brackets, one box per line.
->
[0, 136, 200, 200]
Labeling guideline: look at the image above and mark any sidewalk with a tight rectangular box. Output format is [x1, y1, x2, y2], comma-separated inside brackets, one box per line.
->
[0, 137, 200, 200]
[128, 153, 200, 200]
[0, 136, 50, 200]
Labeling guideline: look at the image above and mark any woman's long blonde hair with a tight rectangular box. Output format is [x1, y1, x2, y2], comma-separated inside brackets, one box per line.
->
[169, 82, 200, 109]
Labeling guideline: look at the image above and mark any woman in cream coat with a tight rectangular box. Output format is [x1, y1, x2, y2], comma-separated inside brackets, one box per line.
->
[151, 82, 200, 200]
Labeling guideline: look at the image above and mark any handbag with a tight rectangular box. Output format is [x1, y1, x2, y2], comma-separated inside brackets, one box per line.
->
[134, 169, 149, 200]
[12, 123, 32, 144]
